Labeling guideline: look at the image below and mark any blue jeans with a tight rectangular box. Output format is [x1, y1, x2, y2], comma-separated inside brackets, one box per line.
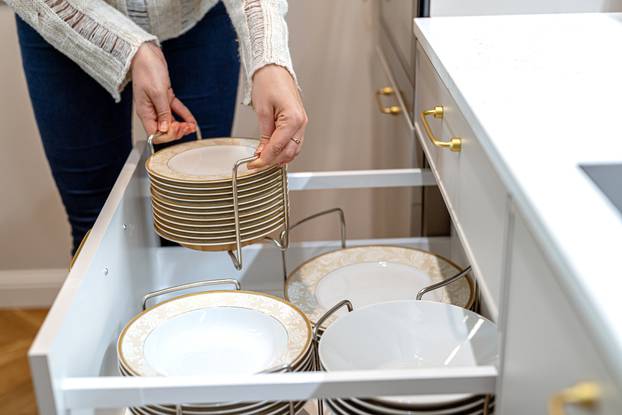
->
[16, 2, 240, 254]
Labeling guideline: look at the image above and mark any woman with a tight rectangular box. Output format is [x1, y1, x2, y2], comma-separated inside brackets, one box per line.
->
[7, 0, 307, 253]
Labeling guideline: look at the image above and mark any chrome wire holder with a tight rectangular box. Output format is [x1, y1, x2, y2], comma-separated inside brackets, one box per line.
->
[415, 265, 472, 301]
[265, 207, 347, 291]
[147, 126, 203, 155]
[311, 300, 354, 415]
[142, 278, 241, 310]
[228, 157, 290, 271]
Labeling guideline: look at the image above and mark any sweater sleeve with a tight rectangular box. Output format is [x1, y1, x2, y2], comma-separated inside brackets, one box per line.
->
[6, 0, 158, 102]
[221, 0, 299, 105]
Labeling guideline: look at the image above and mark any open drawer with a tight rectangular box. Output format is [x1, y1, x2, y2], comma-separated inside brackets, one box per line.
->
[29, 143, 498, 415]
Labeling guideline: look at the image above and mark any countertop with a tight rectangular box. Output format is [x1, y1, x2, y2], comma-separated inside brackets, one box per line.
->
[414, 13, 622, 378]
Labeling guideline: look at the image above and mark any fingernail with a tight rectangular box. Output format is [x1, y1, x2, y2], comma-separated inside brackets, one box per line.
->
[159, 121, 169, 132]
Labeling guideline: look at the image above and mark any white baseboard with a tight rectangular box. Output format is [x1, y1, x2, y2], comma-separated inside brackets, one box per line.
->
[0, 268, 67, 308]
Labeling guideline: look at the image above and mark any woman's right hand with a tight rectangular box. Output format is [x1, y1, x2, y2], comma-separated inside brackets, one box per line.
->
[131, 42, 197, 143]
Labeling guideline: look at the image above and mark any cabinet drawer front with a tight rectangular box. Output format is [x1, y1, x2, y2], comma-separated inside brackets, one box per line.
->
[415, 44, 507, 314]
[500, 213, 622, 414]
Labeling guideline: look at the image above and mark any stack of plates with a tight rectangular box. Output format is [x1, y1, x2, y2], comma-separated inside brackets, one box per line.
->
[286, 246, 476, 330]
[145, 138, 288, 251]
[118, 290, 313, 415]
[318, 300, 497, 415]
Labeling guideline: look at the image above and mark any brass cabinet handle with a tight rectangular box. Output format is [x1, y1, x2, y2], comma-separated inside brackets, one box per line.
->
[375, 87, 401, 115]
[419, 106, 461, 152]
[549, 382, 601, 415]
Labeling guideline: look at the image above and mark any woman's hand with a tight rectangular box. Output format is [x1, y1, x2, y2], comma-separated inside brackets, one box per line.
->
[248, 65, 307, 169]
[131, 42, 197, 143]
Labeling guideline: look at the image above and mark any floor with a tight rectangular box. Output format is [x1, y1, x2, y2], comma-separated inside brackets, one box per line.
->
[0, 309, 48, 414]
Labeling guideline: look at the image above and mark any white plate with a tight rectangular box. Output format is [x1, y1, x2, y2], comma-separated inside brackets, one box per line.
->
[119, 291, 312, 377]
[153, 215, 284, 243]
[151, 184, 284, 210]
[152, 209, 284, 235]
[286, 246, 474, 327]
[148, 165, 281, 190]
[330, 398, 494, 415]
[319, 301, 497, 406]
[150, 175, 283, 201]
[146, 138, 271, 183]
[151, 196, 284, 220]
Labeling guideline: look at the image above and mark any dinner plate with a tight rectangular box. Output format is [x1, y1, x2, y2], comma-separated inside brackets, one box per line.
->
[286, 246, 475, 327]
[148, 166, 282, 192]
[153, 215, 284, 242]
[329, 398, 494, 415]
[152, 203, 283, 227]
[319, 301, 497, 406]
[151, 190, 285, 216]
[151, 196, 284, 221]
[152, 206, 284, 230]
[151, 176, 283, 201]
[129, 400, 306, 415]
[151, 184, 284, 210]
[119, 291, 312, 377]
[145, 138, 273, 183]
[349, 395, 493, 414]
[153, 208, 284, 235]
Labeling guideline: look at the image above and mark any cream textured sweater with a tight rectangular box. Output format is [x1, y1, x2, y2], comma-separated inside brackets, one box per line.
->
[6, 0, 296, 104]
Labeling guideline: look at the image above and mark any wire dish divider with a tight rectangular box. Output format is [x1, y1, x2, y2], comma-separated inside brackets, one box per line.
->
[29, 140, 498, 415]
[146, 132, 290, 271]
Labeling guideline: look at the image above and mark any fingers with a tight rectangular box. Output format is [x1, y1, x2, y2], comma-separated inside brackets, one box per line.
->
[169, 89, 197, 126]
[256, 107, 276, 156]
[148, 90, 196, 144]
[253, 109, 307, 168]
[248, 107, 276, 169]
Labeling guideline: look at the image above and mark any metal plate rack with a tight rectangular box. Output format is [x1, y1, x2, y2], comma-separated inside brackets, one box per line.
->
[29, 141, 497, 415]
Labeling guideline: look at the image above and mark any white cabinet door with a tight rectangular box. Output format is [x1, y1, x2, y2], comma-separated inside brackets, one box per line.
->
[499, 211, 622, 414]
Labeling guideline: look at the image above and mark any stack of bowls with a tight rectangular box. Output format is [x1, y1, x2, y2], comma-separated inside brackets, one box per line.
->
[318, 300, 497, 415]
[118, 290, 313, 415]
[145, 138, 288, 251]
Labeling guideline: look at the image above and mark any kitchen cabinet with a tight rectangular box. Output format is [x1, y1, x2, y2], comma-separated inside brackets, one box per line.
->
[500, 210, 622, 414]
[28, 11, 622, 415]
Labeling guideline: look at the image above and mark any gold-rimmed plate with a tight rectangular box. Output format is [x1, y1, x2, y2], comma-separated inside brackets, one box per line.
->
[118, 291, 312, 377]
[286, 246, 475, 328]
[148, 165, 282, 192]
[153, 209, 284, 235]
[150, 197, 284, 223]
[151, 177, 283, 203]
[152, 202, 283, 227]
[154, 219, 283, 247]
[151, 190, 285, 215]
[150, 173, 283, 200]
[154, 214, 285, 241]
[151, 184, 283, 210]
[145, 138, 272, 184]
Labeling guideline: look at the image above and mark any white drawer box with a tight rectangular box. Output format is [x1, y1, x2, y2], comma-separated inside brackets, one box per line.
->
[414, 44, 507, 316]
[29, 144, 496, 415]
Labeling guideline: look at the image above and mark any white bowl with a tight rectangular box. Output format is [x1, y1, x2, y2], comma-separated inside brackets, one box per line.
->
[119, 291, 312, 377]
[319, 300, 497, 406]
[143, 307, 288, 376]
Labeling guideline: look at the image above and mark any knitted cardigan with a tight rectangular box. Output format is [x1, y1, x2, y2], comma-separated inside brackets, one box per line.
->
[6, 0, 296, 104]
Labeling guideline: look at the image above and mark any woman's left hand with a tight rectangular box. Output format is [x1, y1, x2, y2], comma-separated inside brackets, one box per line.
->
[248, 65, 307, 169]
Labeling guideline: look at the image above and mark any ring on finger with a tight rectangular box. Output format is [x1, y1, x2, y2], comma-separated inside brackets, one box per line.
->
[290, 137, 302, 145]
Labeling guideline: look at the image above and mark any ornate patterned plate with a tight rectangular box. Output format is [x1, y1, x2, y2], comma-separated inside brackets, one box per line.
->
[118, 291, 312, 377]
[286, 246, 475, 327]
[145, 138, 272, 183]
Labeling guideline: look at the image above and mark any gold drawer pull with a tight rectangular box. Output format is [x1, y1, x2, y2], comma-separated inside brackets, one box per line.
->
[420, 106, 461, 152]
[549, 382, 601, 415]
[375, 87, 401, 115]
